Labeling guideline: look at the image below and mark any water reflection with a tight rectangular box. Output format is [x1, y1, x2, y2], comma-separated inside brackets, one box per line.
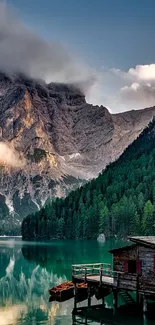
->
[0, 238, 152, 325]
[0, 239, 113, 325]
[72, 312, 145, 325]
[0, 304, 27, 325]
[0, 240, 74, 324]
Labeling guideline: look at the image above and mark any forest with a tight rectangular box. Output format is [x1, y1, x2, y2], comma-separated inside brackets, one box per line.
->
[22, 119, 155, 240]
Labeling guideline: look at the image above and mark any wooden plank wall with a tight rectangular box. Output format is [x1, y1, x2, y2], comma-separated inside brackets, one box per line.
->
[113, 245, 137, 272]
[119, 273, 137, 290]
[113, 244, 155, 292]
[139, 245, 154, 278]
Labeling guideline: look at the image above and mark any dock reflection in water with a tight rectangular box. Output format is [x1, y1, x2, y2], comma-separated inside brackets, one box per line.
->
[72, 305, 155, 325]
[0, 238, 154, 325]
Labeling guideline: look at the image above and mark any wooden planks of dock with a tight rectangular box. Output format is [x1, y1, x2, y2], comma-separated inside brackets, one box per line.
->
[72, 263, 120, 288]
[74, 274, 115, 286]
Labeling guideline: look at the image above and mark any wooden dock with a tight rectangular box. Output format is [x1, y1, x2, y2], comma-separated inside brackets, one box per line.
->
[72, 244, 155, 313]
[72, 263, 135, 289]
[71, 237, 155, 323]
[72, 262, 155, 295]
[72, 263, 115, 290]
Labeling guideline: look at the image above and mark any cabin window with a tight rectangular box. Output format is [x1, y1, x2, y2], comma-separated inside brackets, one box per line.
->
[128, 260, 137, 273]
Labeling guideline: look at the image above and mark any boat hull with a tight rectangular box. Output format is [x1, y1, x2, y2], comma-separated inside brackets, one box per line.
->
[49, 281, 94, 303]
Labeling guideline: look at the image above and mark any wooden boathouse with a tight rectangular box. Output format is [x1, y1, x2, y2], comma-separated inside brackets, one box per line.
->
[72, 236, 155, 315]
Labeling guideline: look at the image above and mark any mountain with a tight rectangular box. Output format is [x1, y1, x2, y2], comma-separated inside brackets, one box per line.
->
[0, 72, 155, 233]
[22, 118, 155, 240]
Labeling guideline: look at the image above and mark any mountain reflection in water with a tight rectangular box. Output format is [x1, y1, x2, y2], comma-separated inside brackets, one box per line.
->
[0, 238, 153, 325]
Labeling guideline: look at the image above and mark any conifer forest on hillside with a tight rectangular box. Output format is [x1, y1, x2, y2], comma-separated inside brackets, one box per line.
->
[22, 120, 155, 240]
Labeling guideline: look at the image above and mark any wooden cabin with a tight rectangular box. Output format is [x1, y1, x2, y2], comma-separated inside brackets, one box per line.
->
[72, 236, 155, 314]
[110, 237, 155, 287]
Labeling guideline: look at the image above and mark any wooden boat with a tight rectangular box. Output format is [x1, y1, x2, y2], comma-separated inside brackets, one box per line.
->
[49, 281, 74, 300]
[49, 281, 90, 302]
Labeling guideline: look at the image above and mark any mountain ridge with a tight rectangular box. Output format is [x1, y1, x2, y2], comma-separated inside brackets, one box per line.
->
[0, 72, 155, 233]
[22, 118, 155, 240]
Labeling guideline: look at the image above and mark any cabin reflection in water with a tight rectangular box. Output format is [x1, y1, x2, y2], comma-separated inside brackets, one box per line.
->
[72, 237, 155, 320]
[72, 307, 147, 325]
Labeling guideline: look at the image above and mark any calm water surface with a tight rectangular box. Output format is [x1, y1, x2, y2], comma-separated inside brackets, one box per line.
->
[0, 238, 153, 325]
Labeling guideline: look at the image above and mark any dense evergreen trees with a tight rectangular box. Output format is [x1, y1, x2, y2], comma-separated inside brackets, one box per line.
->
[22, 119, 155, 240]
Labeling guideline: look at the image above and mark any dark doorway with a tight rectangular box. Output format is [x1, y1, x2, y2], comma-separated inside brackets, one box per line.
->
[128, 260, 137, 273]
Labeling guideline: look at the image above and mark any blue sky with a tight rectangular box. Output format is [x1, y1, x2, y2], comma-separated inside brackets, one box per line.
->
[4, 0, 155, 111]
[7, 0, 155, 70]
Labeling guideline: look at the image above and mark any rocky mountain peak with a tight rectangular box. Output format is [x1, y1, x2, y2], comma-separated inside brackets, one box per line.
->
[0, 72, 155, 233]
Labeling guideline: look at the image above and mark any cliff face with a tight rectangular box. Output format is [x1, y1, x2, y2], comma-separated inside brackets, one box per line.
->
[0, 73, 155, 231]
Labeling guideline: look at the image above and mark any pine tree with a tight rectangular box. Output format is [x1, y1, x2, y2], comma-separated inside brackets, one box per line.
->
[142, 200, 154, 235]
[22, 119, 155, 241]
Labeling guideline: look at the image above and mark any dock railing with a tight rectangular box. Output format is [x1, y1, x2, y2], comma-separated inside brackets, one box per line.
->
[72, 263, 115, 283]
[72, 263, 111, 275]
[72, 263, 130, 287]
[72, 263, 155, 293]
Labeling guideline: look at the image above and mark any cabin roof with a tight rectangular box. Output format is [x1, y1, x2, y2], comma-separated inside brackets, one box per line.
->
[109, 243, 135, 253]
[109, 237, 155, 254]
[128, 236, 155, 248]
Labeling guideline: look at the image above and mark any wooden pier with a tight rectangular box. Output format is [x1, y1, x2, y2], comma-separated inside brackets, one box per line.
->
[72, 237, 155, 319]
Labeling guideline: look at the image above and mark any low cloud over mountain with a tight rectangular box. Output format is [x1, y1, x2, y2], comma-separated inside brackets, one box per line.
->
[0, 3, 93, 85]
[0, 2, 155, 113]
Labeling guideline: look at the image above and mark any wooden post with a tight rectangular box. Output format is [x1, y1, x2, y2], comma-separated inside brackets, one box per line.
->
[72, 313, 76, 325]
[72, 266, 75, 281]
[108, 264, 111, 277]
[117, 273, 120, 289]
[143, 295, 148, 325]
[100, 267, 103, 285]
[143, 313, 148, 325]
[74, 283, 77, 310]
[136, 274, 139, 305]
[102, 296, 105, 307]
[143, 295, 148, 314]
[113, 289, 118, 312]
[88, 286, 91, 308]
[84, 268, 87, 283]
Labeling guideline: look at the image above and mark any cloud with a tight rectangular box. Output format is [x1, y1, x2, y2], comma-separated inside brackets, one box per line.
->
[87, 64, 155, 112]
[0, 3, 155, 112]
[0, 142, 25, 168]
[0, 3, 93, 85]
[105, 64, 155, 111]
[128, 64, 155, 81]
[120, 82, 155, 108]
[111, 64, 155, 83]
[86, 74, 106, 106]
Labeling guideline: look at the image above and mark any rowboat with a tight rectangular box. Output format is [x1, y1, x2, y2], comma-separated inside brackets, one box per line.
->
[49, 281, 89, 302]
[49, 281, 74, 299]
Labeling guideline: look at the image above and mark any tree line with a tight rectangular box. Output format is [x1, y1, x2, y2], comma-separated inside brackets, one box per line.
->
[22, 119, 155, 240]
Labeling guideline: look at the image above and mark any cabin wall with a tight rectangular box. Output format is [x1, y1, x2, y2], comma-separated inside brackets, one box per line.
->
[138, 245, 155, 280]
[113, 245, 137, 272]
[113, 244, 155, 291]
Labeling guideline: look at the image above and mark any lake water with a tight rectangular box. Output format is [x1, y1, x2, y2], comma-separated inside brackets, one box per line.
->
[0, 238, 153, 325]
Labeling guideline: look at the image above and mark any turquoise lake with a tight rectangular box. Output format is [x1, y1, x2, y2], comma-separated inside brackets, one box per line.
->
[0, 238, 154, 325]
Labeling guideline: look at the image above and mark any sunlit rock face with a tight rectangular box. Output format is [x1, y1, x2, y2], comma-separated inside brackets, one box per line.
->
[0, 72, 155, 231]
